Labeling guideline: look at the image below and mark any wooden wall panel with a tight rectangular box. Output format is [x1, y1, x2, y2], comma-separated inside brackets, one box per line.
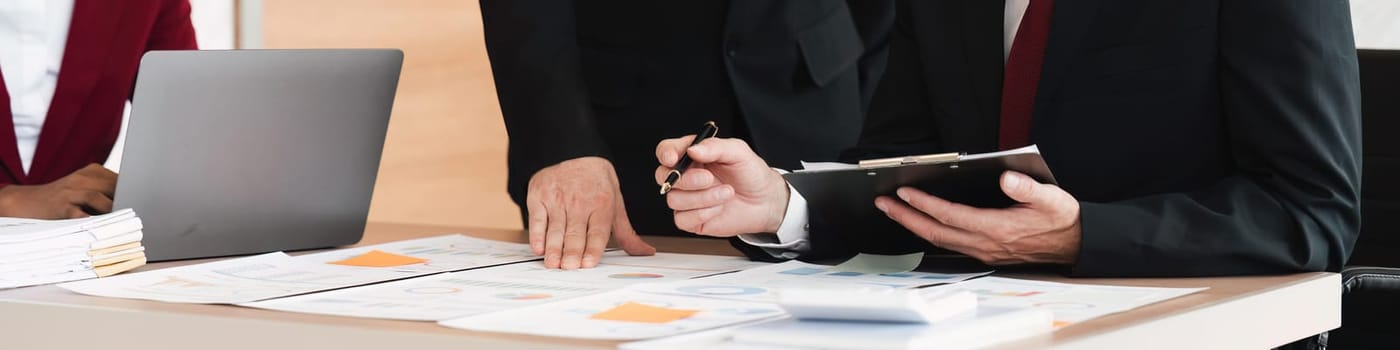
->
[261, 0, 522, 230]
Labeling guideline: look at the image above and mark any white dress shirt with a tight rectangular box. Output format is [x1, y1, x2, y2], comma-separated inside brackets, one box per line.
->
[0, 0, 75, 174]
[738, 1, 1032, 257]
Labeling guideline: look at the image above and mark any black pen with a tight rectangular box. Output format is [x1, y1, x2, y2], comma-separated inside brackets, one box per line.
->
[660, 121, 720, 195]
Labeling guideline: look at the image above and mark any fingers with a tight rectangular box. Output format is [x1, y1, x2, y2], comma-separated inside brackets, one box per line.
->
[65, 190, 113, 215]
[559, 197, 594, 270]
[580, 207, 612, 269]
[894, 187, 1009, 234]
[67, 206, 89, 219]
[666, 184, 734, 211]
[526, 196, 547, 255]
[1000, 171, 1044, 205]
[84, 191, 114, 214]
[543, 199, 566, 269]
[874, 196, 985, 252]
[654, 167, 716, 191]
[685, 138, 757, 166]
[611, 198, 656, 256]
[656, 135, 697, 167]
[674, 206, 725, 235]
[67, 164, 118, 196]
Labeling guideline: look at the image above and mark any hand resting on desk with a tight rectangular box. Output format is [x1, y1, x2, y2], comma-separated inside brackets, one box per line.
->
[525, 156, 655, 270]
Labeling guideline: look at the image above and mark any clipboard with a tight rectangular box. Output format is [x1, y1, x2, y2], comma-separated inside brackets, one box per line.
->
[781, 146, 1056, 256]
[784, 145, 1056, 210]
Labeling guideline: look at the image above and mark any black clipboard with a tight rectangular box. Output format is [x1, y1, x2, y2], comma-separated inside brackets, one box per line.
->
[781, 146, 1056, 256]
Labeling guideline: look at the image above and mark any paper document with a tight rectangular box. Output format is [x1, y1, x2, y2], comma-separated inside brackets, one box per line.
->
[634, 260, 991, 303]
[922, 277, 1204, 327]
[438, 289, 786, 340]
[59, 235, 540, 303]
[292, 234, 539, 273]
[729, 306, 1052, 350]
[797, 161, 858, 172]
[832, 253, 924, 274]
[242, 252, 767, 321]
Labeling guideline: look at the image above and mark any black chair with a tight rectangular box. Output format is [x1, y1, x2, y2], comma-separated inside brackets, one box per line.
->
[1325, 49, 1400, 349]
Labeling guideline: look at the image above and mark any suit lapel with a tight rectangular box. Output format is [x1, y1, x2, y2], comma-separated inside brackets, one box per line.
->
[0, 70, 26, 183]
[1032, 0, 1105, 130]
[28, 0, 126, 181]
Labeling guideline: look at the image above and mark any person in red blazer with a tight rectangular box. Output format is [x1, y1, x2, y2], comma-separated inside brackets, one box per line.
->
[0, 0, 197, 219]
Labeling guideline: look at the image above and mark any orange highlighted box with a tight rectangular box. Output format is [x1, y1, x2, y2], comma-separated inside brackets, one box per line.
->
[589, 302, 699, 324]
[328, 250, 428, 267]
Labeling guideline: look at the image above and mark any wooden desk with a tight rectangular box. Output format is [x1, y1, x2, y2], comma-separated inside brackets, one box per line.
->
[0, 222, 1338, 349]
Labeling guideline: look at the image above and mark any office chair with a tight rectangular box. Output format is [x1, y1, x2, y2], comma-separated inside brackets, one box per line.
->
[1319, 49, 1400, 350]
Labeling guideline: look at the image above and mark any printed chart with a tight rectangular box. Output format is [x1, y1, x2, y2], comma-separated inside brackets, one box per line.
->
[635, 260, 991, 303]
[438, 290, 786, 340]
[242, 252, 767, 321]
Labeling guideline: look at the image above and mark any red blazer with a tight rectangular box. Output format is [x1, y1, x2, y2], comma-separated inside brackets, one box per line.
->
[0, 0, 197, 186]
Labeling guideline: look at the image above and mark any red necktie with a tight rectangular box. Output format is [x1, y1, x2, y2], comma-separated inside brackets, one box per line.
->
[998, 0, 1055, 150]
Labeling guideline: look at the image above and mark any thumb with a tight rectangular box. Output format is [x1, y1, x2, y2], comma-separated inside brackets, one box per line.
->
[1000, 171, 1049, 205]
[611, 199, 656, 256]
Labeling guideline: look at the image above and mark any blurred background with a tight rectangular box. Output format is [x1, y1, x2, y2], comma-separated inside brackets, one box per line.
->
[109, 0, 1400, 232]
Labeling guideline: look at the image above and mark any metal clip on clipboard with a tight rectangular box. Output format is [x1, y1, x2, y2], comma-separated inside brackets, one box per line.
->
[857, 152, 964, 169]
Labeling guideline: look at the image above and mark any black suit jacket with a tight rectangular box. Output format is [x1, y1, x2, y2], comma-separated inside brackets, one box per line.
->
[794, 0, 1362, 277]
[481, 0, 893, 236]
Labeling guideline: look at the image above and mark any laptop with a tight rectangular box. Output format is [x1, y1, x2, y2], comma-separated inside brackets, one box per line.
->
[113, 49, 403, 261]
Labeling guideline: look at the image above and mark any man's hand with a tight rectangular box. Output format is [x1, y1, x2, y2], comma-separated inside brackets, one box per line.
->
[655, 136, 789, 237]
[0, 164, 117, 219]
[527, 156, 655, 270]
[875, 171, 1082, 265]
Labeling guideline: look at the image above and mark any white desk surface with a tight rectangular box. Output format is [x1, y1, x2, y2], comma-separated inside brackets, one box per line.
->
[0, 222, 1338, 349]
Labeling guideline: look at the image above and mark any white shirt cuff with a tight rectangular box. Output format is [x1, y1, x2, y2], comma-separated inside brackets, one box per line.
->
[737, 170, 812, 259]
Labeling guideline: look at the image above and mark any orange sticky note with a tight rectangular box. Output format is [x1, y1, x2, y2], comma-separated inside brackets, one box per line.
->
[328, 250, 427, 267]
[589, 302, 699, 324]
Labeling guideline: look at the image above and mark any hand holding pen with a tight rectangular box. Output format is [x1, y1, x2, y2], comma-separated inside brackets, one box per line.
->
[654, 122, 792, 236]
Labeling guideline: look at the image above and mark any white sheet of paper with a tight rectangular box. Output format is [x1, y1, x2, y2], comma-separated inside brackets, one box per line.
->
[796, 161, 858, 172]
[293, 234, 539, 273]
[438, 289, 787, 340]
[921, 276, 1205, 326]
[58, 235, 540, 304]
[241, 252, 768, 321]
[633, 260, 991, 303]
[831, 252, 925, 274]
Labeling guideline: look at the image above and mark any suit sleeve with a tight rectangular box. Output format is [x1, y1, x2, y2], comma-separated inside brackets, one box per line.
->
[479, 0, 612, 210]
[1072, 0, 1362, 277]
[147, 0, 198, 51]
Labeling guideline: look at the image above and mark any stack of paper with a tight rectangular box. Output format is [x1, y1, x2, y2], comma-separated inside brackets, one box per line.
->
[0, 209, 147, 289]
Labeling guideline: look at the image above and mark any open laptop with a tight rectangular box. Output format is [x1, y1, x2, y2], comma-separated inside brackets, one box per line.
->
[113, 49, 403, 261]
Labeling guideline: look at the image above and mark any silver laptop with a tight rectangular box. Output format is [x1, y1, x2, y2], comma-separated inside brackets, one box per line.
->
[114, 49, 403, 261]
